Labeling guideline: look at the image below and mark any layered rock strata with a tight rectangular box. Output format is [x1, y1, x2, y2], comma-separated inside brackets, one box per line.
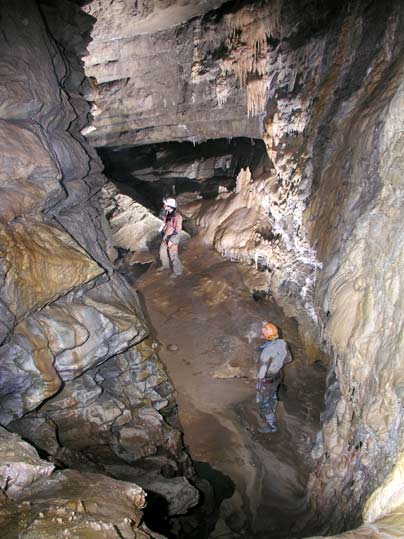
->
[0, 427, 158, 539]
[0, 1, 198, 536]
[82, 0, 269, 147]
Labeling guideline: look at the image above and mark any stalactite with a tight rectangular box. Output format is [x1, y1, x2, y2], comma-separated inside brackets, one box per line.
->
[220, 4, 271, 115]
[247, 78, 268, 117]
[191, 20, 202, 82]
[216, 78, 231, 107]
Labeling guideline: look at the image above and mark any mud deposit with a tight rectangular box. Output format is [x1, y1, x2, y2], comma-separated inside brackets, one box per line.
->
[135, 239, 326, 538]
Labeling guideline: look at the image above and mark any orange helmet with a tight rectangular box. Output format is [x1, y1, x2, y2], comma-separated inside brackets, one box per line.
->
[262, 322, 279, 340]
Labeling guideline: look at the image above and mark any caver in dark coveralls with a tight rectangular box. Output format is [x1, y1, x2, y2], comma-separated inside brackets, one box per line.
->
[257, 338, 292, 432]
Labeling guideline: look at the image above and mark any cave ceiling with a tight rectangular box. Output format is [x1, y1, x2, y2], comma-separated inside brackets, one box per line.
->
[82, 0, 274, 148]
[83, 0, 230, 36]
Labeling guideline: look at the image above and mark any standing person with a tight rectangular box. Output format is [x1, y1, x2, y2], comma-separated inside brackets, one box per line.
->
[256, 322, 292, 433]
[159, 198, 183, 277]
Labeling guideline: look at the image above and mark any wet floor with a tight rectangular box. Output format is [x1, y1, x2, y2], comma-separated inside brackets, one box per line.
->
[134, 238, 326, 538]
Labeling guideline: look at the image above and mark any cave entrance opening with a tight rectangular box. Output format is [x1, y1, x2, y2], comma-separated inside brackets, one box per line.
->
[97, 137, 327, 538]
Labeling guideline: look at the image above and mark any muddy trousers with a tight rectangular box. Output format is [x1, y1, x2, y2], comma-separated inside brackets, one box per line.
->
[160, 241, 183, 275]
[257, 379, 279, 432]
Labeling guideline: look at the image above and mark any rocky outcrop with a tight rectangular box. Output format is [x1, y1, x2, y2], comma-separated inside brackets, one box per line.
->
[0, 1, 198, 535]
[0, 427, 158, 539]
[182, 167, 271, 266]
[101, 183, 163, 255]
[306, 454, 404, 539]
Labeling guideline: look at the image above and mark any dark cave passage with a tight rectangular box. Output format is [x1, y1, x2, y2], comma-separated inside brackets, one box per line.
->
[94, 132, 328, 538]
[97, 138, 270, 213]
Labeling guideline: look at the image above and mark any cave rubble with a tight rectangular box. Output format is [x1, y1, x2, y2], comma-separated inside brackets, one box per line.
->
[0, 427, 159, 539]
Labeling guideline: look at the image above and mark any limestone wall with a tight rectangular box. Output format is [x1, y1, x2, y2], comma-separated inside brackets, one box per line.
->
[306, 454, 404, 539]
[305, 44, 404, 535]
[82, 0, 267, 147]
[226, 2, 404, 531]
[0, 2, 197, 536]
[229, 2, 404, 529]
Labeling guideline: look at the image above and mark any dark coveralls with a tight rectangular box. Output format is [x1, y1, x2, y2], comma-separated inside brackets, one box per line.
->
[257, 338, 292, 432]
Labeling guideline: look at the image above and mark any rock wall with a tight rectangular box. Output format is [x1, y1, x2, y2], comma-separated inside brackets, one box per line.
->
[241, 1, 403, 533]
[82, 0, 404, 534]
[82, 0, 268, 147]
[0, 427, 157, 539]
[305, 32, 404, 535]
[306, 453, 404, 539]
[196, 2, 404, 531]
[0, 1, 198, 536]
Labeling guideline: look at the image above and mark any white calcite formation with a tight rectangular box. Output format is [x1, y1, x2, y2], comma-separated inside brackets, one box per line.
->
[184, 167, 272, 267]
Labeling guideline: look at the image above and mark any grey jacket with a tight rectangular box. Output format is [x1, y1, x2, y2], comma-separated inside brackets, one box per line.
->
[258, 339, 292, 380]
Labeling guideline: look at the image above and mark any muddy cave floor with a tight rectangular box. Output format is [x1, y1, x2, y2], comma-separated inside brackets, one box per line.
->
[127, 239, 326, 538]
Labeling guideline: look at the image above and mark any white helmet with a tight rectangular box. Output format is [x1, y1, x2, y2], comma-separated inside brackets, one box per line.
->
[164, 198, 176, 208]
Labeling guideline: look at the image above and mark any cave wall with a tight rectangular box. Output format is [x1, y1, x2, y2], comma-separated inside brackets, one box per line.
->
[82, 0, 270, 147]
[0, 426, 156, 538]
[305, 37, 404, 534]
[229, 2, 404, 531]
[306, 453, 404, 539]
[82, 0, 404, 534]
[0, 1, 198, 535]
[250, 2, 404, 529]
